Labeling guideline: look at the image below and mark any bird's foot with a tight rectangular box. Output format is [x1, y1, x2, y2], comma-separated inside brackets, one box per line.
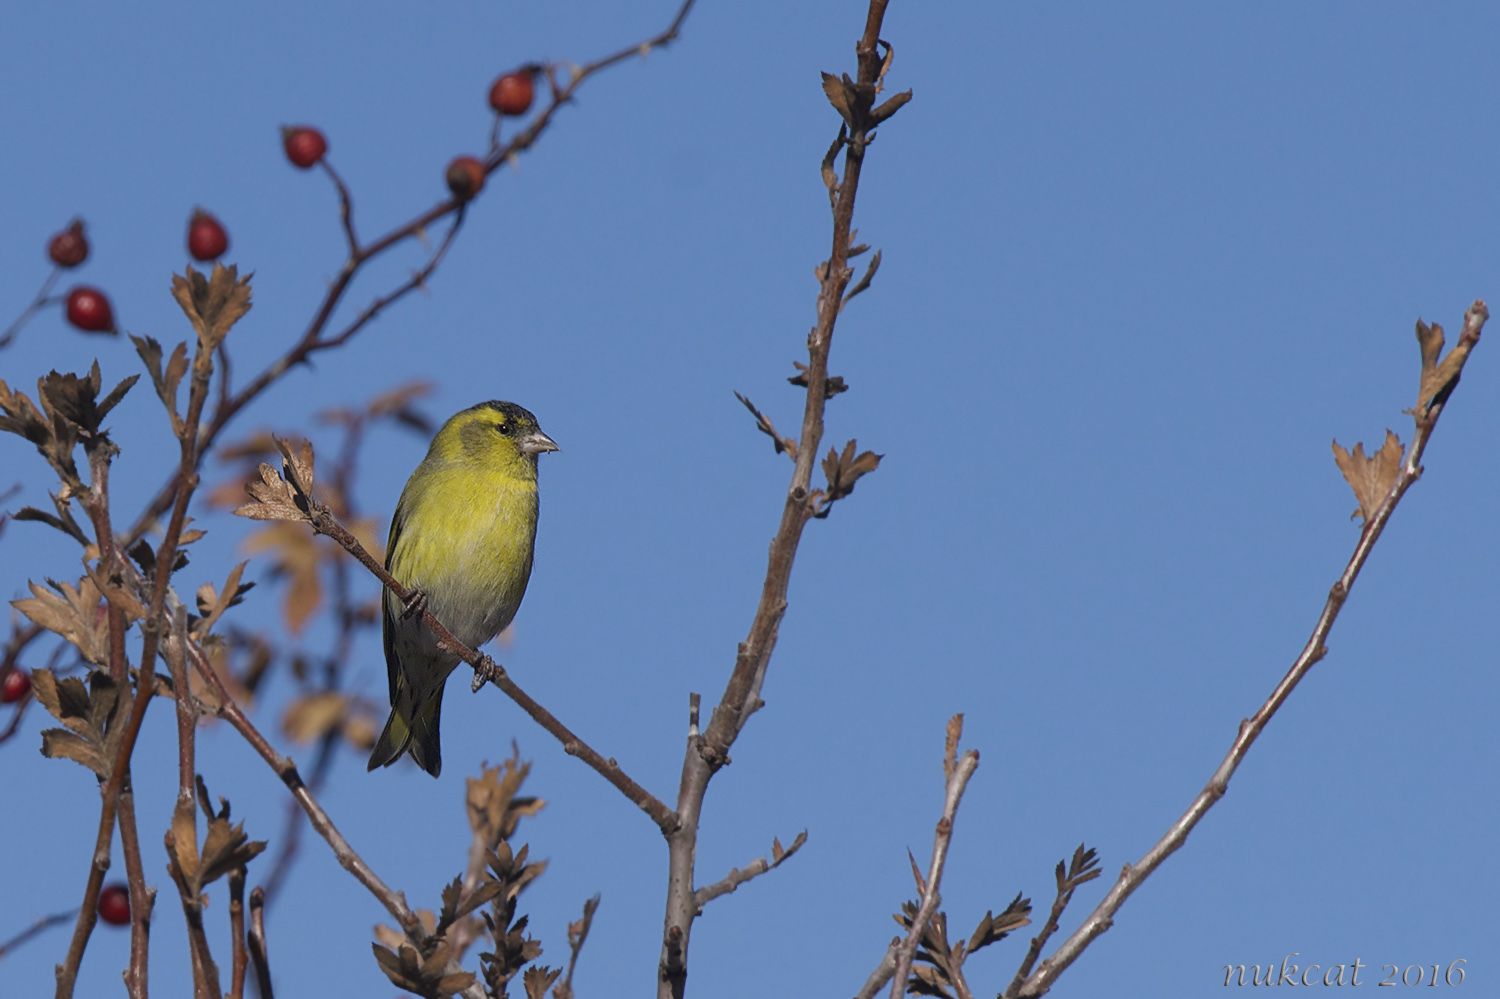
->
[400, 587, 429, 620]
[471, 655, 505, 693]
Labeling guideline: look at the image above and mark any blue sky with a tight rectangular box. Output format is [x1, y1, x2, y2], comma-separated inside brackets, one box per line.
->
[2, 2, 1496, 996]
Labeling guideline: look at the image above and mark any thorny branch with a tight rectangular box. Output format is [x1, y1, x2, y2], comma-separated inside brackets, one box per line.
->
[1011, 302, 1489, 998]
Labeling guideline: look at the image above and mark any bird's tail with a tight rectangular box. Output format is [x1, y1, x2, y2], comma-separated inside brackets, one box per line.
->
[367, 690, 444, 777]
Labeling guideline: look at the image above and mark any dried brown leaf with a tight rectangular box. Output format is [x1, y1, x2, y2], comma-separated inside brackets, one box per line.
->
[281, 691, 348, 744]
[523, 965, 561, 999]
[130, 335, 190, 432]
[233, 462, 308, 522]
[821, 71, 854, 125]
[242, 522, 321, 634]
[816, 439, 883, 516]
[1415, 318, 1471, 415]
[33, 671, 127, 777]
[192, 560, 252, 640]
[1332, 430, 1403, 522]
[171, 264, 253, 359]
[734, 392, 798, 459]
[12, 576, 110, 665]
[194, 815, 266, 892]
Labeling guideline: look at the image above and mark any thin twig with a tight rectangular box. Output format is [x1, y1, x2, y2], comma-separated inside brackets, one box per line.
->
[552, 895, 601, 999]
[182, 640, 424, 939]
[0, 268, 62, 349]
[228, 869, 248, 999]
[0, 910, 75, 960]
[692, 831, 807, 909]
[1013, 301, 1488, 999]
[247, 889, 272, 999]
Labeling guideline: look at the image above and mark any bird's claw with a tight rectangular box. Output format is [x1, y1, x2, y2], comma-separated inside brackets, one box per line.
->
[400, 587, 429, 620]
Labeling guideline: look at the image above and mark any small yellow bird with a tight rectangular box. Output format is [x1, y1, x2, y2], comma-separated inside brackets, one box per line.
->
[367, 400, 557, 777]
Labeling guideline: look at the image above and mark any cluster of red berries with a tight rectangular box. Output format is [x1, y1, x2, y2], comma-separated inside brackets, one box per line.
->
[278, 69, 537, 206]
[48, 67, 539, 337]
[44, 219, 113, 334]
[45, 204, 233, 335]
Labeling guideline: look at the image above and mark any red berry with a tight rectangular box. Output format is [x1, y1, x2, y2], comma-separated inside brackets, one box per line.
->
[445, 156, 486, 201]
[187, 210, 229, 261]
[0, 668, 29, 704]
[48, 220, 89, 268]
[488, 70, 535, 116]
[65, 286, 114, 333]
[98, 884, 130, 926]
[282, 126, 327, 169]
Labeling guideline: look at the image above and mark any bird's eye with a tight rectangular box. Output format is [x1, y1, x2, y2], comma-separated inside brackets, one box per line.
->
[496, 422, 513, 436]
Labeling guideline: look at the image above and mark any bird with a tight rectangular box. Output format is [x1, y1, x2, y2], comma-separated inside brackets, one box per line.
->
[367, 400, 557, 777]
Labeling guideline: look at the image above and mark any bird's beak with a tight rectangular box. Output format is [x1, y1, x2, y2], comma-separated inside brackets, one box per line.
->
[519, 429, 559, 455]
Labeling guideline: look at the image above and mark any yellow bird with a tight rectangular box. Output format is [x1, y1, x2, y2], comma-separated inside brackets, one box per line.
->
[367, 400, 558, 777]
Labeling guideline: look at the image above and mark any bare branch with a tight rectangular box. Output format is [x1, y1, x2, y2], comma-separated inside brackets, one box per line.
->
[247, 889, 272, 999]
[1014, 300, 1489, 998]
[692, 831, 807, 909]
[228, 869, 248, 999]
[552, 895, 601, 999]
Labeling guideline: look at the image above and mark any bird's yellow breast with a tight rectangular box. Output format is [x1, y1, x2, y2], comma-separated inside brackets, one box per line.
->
[386, 459, 539, 651]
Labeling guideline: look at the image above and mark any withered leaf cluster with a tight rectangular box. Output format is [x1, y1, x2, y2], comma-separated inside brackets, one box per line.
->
[896, 892, 1032, 999]
[813, 439, 882, 518]
[372, 938, 478, 999]
[467, 755, 545, 854]
[171, 264, 253, 376]
[1415, 316, 1474, 416]
[30, 669, 127, 778]
[0, 363, 136, 491]
[131, 335, 190, 436]
[819, 69, 911, 133]
[476, 842, 551, 997]
[167, 776, 267, 898]
[234, 438, 318, 525]
[372, 757, 558, 999]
